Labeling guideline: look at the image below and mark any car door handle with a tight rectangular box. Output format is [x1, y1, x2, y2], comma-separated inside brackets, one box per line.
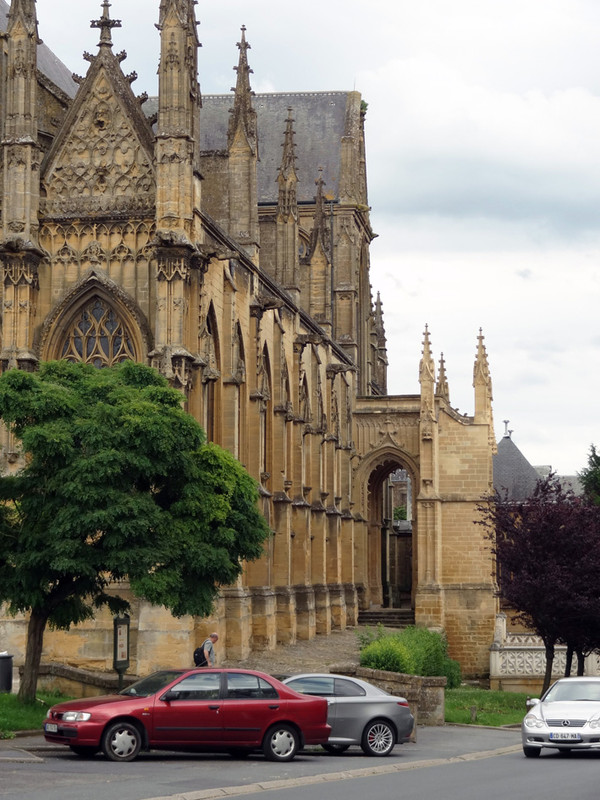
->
[208, 705, 220, 710]
[268, 705, 280, 710]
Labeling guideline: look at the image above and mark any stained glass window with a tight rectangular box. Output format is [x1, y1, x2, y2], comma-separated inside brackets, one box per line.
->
[60, 298, 137, 367]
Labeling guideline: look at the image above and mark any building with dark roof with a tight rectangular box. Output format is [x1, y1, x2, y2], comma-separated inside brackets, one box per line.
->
[493, 430, 582, 500]
[0, 0, 498, 678]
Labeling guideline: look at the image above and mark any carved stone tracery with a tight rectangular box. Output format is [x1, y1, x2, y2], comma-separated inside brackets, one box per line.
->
[41, 75, 155, 218]
[59, 296, 137, 367]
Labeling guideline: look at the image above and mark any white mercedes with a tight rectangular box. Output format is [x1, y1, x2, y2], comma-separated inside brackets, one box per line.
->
[522, 677, 600, 757]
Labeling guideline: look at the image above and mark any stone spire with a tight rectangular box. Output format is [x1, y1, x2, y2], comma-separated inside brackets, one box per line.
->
[419, 325, 436, 441]
[302, 169, 333, 333]
[277, 108, 298, 216]
[276, 108, 299, 297]
[473, 329, 494, 430]
[90, 0, 121, 47]
[6, 0, 37, 29]
[227, 26, 259, 262]
[309, 169, 330, 258]
[418, 325, 439, 537]
[0, 0, 43, 371]
[228, 25, 257, 154]
[2, 0, 41, 245]
[374, 292, 385, 341]
[373, 292, 388, 394]
[436, 353, 450, 402]
[152, 0, 203, 390]
[155, 0, 202, 242]
[419, 324, 435, 386]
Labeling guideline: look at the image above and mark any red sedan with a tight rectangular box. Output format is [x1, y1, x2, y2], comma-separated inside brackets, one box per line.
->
[44, 668, 330, 762]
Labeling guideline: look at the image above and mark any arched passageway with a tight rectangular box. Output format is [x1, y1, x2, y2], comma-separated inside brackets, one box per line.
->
[367, 458, 416, 610]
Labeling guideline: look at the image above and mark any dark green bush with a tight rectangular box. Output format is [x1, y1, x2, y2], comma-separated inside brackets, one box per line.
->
[359, 637, 417, 674]
[359, 626, 462, 687]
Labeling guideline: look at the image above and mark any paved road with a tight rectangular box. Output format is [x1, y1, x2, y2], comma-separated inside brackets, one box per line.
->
[0, 726, 521, 800]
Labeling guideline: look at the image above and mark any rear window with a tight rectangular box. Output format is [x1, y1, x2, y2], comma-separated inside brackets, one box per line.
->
[334, 678, 366, 697]
[286, 676, 334, 696]
[225, 672, 279, 699]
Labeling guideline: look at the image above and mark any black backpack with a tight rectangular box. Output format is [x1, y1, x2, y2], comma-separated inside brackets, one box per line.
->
[193, 646, 207, 667]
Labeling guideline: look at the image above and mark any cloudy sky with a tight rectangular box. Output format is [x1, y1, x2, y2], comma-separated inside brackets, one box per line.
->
[32, 0, 600, 475]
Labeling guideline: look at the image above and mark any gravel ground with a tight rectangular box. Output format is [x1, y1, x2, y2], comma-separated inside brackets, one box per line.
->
[219, 626, 392, 677]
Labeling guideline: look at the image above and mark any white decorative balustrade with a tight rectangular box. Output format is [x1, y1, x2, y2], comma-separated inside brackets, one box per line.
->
[489, 614, 600, 692]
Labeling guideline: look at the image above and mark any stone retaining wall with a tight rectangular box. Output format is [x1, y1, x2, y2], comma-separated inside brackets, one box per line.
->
[27, 663, 137, 698]
[330, 662, 446, 725]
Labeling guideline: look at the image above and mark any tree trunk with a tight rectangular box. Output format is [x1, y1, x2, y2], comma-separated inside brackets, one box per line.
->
[565, 644, 574, 677]
[542, 641, 555, 695]
[18, 609, 49, 704]
[577, 650, 586, 676]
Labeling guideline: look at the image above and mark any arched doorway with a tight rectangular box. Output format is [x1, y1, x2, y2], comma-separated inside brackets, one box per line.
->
[367, 458, 415, 610]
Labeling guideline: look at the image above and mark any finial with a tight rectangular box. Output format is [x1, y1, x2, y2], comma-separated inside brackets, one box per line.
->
[91, 1, 122, 48]
[278, 107, 297, 178]
[422, 324, 432, 356]
[503, 420, 513, 439]
[436, 352, 450, 402]
[419, 324, 435, 385]
[228, 24, 257, 150]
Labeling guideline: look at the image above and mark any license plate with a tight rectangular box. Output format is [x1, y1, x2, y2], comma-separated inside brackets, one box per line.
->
[549, 731, 580, 741]
[45, 723, 58, 733]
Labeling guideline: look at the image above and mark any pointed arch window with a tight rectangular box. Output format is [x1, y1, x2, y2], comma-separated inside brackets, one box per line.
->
[60, 297, 137, 367]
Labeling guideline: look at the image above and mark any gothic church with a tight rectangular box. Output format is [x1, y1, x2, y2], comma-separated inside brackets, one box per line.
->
[0, 0, 497, 676]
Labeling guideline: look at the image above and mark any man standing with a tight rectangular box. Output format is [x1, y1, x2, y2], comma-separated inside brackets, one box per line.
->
[194, 632, 218, 667]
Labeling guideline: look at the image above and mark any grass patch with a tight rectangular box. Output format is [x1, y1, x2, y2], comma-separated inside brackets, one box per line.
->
[0, 692, 72, 738]
[445, 687, 529, 726]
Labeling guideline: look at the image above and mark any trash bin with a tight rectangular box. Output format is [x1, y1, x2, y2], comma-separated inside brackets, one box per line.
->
[0, 653, 14, 693]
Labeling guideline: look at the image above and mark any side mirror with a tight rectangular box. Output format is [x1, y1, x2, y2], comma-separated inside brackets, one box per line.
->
[160, 690, 180, 702]
[526, 698, 540, 709]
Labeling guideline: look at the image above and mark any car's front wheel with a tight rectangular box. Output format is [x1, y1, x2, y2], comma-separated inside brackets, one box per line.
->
[523, 745, 540, 758]
[361, 719, 395, 756]
[262, 723, 299, 761]
[101, 721, 143, 762]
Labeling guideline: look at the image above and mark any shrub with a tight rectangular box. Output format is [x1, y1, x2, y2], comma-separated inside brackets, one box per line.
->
[355, 623, 387, 650]
[359, 638, 417, 674]
[359, 625, 462, 687]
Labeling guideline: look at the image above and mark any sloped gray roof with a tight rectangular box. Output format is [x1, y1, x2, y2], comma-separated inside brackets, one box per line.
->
[493, 435, 541, 501]
[142, 92, 350, 205]
[203, 92, 349, 204]
[0, 0, 77, 98]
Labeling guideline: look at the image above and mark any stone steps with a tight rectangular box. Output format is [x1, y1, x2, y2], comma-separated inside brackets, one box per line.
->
[358, 608, 415, 628]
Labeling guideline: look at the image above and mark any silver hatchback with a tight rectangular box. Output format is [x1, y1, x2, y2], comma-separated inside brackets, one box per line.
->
[283, 673, 414, 756]
[522, 677, 600, 757]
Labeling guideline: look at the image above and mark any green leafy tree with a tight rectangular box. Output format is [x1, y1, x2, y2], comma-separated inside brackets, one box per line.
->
[0, 361, 270, 702]
[579, 444, 600, 505]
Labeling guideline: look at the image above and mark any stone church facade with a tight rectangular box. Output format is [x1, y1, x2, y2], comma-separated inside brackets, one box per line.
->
[0, 0, 497, 677]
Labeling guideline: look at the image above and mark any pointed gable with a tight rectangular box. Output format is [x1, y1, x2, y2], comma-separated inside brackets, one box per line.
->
[40, 8, 155, 219]
[493, 435, 541, 501]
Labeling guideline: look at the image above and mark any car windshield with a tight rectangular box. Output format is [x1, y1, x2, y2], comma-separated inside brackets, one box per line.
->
[119, 670, 185, 697]
[544, 681, 600, 703]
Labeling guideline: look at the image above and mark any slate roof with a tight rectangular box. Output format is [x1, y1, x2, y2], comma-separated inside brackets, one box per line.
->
[493, 435, 541, 501]
[142, 92, 351, 205]
[0, 0, 77, 98]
